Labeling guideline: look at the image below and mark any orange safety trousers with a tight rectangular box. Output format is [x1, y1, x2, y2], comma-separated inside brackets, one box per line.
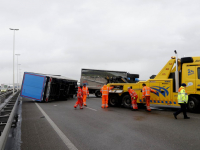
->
[74, 98, 83, 109]
[102, 95, 108, 108]
[83, 95, 87, 105]
[131, 95, 138, 110]
[145, 96, 151, 111]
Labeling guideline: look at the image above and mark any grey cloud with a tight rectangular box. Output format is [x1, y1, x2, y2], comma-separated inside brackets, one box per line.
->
[1, 0, 200, 84]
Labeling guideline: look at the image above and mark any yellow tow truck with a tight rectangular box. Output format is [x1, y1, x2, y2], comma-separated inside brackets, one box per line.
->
[108, 53, 200, 112]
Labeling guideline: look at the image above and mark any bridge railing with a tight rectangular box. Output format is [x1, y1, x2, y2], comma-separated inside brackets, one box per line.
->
[0, 91, 20, 150]
[0, 91, 14, 105]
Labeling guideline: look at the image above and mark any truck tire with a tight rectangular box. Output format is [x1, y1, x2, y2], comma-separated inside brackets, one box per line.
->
[95, 90, 102, 97]
[188, 96, 200, 113]
[122, 95, 131, 108]
[108, 95, 119, 107]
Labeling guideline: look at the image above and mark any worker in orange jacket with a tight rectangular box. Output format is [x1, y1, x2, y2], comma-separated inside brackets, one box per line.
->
[74, 86, 83, 109]
[82, 84, 89, 106]
[100, 85, 114, 108]
[128, 87, 138, 110]
[142, 83, 157, 112]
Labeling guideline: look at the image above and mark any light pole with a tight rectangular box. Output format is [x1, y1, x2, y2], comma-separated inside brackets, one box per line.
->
[19, 69, 22, 88]
[15, 54, 20, 90]
[10, 28, 19, 94]
[17, 62, 21, 91]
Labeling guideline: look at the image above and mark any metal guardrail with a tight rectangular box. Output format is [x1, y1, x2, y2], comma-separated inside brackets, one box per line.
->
[0, 91, 20, 150]
[0, 91, 14, 105]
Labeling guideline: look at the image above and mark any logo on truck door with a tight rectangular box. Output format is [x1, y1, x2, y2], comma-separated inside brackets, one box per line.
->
[151, 86, 169, 97]
[188, 69, 194, 76]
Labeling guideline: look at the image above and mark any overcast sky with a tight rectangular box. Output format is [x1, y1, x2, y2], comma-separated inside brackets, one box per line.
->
[1, 0, 200, 85]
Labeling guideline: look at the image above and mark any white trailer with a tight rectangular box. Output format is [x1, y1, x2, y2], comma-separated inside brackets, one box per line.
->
[80, 69, 139, 97]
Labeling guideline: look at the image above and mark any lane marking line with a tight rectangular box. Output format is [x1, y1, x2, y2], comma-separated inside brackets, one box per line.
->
[35, 102, 78, 150]
[85, 107, 97, 111]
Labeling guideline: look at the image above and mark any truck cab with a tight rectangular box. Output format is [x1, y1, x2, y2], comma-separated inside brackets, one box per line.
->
[181, 57, 200, 112]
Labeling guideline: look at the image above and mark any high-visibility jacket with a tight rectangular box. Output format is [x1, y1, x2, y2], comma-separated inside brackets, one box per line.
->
[77, 87, 83, 98]
[128, 89, 138, 98]
[178, 86, 188, 103]
[142, 86, 156, 98]
[82, 86, 89, 95]
[100, 85, 113, 95]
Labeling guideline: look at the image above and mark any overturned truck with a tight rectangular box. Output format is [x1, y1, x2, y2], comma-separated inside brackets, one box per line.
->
[20, 72, 77, 102]
[80, 69, 139, 97]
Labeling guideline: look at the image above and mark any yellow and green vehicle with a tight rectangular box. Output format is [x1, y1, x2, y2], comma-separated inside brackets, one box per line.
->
[1, 84, 8, 93]
[107, 55, 200, 112]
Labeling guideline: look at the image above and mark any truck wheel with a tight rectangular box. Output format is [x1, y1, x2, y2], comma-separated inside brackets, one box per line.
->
[122, 95, 131, 108]
[188, 96, 200, 113]
[95, 90, 102, 97]
[109, 95, 118, 107]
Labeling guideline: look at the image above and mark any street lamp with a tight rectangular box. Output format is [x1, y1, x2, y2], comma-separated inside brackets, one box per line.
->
[15, 54, 20, 90]
[10, 28, 19, 94]
[18, 64, 21, 90]
[19, 69, 22, 89]
[17, 62, 21, 90]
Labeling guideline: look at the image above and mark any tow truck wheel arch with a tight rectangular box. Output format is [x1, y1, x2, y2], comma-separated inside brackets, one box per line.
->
[188, 95, 200, 113]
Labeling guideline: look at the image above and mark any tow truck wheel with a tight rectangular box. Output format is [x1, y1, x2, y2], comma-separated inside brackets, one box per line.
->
[188, 96, 200, 113]
[122, 95, 131, 108]
[109, 95, 118, 106]
[95, 90, 102, 97]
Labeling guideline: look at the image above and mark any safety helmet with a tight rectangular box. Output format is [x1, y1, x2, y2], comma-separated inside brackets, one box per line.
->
[181, 83, 186, 87]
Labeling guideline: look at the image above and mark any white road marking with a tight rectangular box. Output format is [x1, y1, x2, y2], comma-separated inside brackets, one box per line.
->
[85, 107, 97, 111]
[35, 102, 78, 150]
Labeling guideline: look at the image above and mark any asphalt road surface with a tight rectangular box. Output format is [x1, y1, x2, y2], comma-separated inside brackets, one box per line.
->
[21, 95, 200, 150]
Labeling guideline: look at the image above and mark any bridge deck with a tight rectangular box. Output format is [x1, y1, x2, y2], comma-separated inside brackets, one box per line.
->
[21, 98, 68, 150]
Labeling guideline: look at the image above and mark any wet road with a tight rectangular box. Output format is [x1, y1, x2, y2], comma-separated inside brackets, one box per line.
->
[21, 95, 200, 150]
